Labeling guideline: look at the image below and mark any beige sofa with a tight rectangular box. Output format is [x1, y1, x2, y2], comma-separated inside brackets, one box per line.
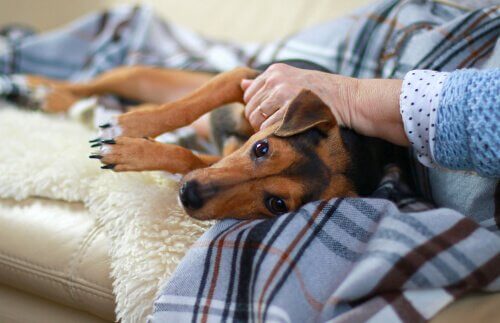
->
[0, 1, 498, 322]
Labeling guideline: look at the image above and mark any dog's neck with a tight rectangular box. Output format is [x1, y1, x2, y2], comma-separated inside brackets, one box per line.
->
[338, 128, 405, 196]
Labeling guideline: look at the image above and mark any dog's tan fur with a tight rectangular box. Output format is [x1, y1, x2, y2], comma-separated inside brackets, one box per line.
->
[26, 66, 359, 220]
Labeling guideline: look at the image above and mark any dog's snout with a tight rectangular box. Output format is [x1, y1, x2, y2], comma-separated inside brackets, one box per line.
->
[179, 180, 204, 210]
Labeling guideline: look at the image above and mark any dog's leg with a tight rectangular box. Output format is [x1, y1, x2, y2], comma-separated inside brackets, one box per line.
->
[95, 67, 258, 172]
[102, 67, 260, 139]
[94, 137, 220, 173]
[25, 66, 214, 112]
[62, 66, 214, 103]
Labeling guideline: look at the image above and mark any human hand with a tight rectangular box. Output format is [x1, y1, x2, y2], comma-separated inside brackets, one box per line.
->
[241, 63, 408, 146]
[241, 63, 357, 131]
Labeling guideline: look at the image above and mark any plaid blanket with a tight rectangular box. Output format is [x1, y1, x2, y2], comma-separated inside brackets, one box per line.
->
[1, 1, 499, 322]
[1, 1, 498, 79]
[152, 199, 499, 323]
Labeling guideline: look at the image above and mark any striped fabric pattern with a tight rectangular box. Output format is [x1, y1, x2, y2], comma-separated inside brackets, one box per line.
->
[151, 197, 500, 323]
[1, 1, 498, 80]
[0, 1, 498, 322]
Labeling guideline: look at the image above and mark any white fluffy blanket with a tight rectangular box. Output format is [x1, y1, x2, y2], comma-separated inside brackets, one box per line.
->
[0, 104, 212, 321]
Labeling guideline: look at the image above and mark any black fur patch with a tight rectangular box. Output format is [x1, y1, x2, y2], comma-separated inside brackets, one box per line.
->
[339, 128, 411, 196]
[278, 129, 331, 204]
[210, 104, 249, 153]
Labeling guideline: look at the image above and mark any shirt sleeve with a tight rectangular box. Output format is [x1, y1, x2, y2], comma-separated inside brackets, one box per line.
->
[399, 70, 449, 167]
[434, 68, 500, 177]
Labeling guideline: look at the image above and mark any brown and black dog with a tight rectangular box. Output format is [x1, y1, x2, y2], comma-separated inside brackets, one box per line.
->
[27, 61, 408, 220]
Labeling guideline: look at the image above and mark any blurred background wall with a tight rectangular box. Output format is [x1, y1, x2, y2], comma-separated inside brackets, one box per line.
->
[0, 0, 372, 41]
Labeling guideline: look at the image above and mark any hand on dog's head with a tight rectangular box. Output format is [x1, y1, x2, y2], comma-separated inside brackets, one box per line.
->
[273, 89, 335, 137]
[179, 90, 355, 220]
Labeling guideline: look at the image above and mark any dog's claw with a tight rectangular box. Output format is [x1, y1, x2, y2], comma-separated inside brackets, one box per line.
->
[99, 123, 112, 129]
[101, 164, 116, 170]
[89, 138, 101, 143]
[89, 154, 103, 159]
[90, 143, 102, 148]
[101, 139, 116, 144]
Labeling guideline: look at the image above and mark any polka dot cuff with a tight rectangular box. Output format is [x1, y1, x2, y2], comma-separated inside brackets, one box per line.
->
[400, 70, 449, 167]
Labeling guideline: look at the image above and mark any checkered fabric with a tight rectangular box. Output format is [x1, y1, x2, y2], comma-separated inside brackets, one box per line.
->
[1, 1, 498, 80]
[151, 197, 499, 323]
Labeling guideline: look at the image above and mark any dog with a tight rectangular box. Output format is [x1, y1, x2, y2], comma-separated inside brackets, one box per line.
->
[25, 61, 409, 220]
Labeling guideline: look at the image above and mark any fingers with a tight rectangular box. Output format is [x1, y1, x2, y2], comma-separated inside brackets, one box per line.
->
[244, 73, 282, 129]
[242, 63, 302, 131]
[257, 97, 281, 118]
[247, 91, 284, 130]
[245, 85, 271, 125]
[242, 75, 265, 104]
[260, 106, 286, 130]
[241, 79, 252, 91]
[247, 107, 267, 131]
[243, 66, 278, 117]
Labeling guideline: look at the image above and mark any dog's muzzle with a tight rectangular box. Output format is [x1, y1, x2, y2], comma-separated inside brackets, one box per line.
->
[179, 180, 204, 210]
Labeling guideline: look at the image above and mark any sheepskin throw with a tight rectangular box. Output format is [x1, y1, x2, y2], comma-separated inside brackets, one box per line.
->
[0, 104, 212, 322]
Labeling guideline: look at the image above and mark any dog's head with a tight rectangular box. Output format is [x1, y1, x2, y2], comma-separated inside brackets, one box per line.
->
[179, 90, 356, 220]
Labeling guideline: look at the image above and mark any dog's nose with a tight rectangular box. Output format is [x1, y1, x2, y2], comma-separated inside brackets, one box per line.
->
[179, 180, 204, 210]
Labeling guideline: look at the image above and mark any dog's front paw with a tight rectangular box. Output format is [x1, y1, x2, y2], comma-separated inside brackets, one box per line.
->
[89, 137, 171, 172]
[97, 117, 124, 140]
[98, 108, 167, 140]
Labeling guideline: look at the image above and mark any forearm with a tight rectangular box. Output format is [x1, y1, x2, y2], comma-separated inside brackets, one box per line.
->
[349, 78, 408, 146]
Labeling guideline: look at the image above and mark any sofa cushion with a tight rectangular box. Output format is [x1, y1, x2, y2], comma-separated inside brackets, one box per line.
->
[0, 283, 109, 323]
[0, 198, 115, 321]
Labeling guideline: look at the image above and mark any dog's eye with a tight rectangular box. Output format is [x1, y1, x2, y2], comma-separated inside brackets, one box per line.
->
[253, 140, 269, 158]
[265, 196, 288, 215]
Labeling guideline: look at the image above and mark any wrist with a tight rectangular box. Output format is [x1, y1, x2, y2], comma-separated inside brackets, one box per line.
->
[353, 78, 409, 146]
[324, 74, 359, 129]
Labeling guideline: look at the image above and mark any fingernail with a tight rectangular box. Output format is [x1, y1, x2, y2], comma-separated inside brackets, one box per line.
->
[101, 164, 115, 170]
[89, 138, 101, 143]
[99, 123, 111, 129]
[89, 154, 102, 159]
[101, 139, 116, 144]
[90, 143, 102, 148]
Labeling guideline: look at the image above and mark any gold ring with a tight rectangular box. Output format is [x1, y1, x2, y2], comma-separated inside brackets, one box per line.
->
[258, 107, 269, 119]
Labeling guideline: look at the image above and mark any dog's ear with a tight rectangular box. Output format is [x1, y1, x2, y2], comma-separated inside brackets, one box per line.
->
[274, 89, 336, 137]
